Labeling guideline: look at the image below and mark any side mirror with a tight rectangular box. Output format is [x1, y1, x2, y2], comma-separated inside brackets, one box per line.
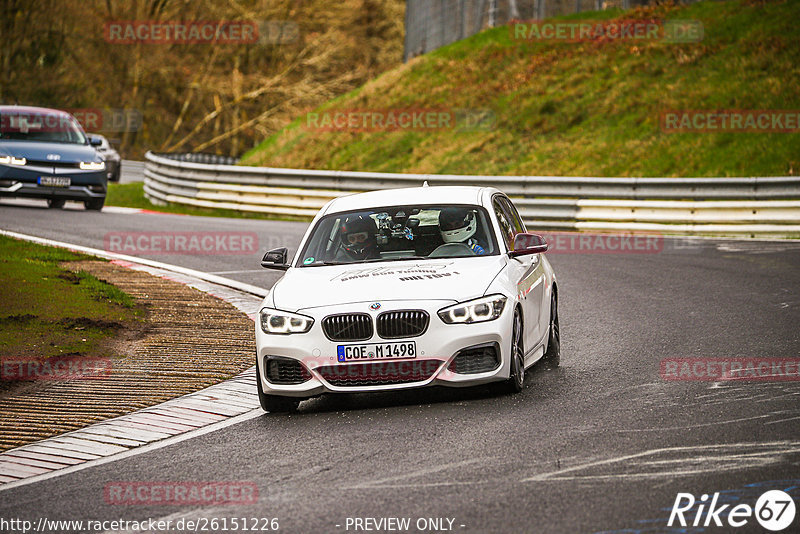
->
[88, 135, 102, 147]
[509, 233, 548, 257]
[261, 247, 289, 270]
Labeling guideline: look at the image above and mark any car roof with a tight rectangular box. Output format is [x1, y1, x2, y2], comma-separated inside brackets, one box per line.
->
[0, 105, 73, 116]
[323, 186, 499, 215]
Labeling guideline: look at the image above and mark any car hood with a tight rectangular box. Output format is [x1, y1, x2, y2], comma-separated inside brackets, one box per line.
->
[271, 256, 507, 312]
[0, 141, 98, 163]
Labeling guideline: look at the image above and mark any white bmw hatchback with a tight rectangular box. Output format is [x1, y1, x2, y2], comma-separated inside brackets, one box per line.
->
[255, 186, 560, 412]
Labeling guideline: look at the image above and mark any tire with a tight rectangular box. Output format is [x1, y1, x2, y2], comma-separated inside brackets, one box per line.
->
[84, 198, 105, 211]
[110, 168, 121, 182]
[542, 294, 560, 369]
[256, 359, 300, 413]
[503, 310, 525, 394]
[47, 198, 65, 209]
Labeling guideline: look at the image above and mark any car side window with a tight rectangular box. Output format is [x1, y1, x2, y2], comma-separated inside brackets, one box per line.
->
[498, 196, 526, 234]
[492, 198, 515, 251]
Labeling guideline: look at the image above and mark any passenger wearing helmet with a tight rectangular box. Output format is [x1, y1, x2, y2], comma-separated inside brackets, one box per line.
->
[338, 214, 379, 260]
[439, 207, 486, 255]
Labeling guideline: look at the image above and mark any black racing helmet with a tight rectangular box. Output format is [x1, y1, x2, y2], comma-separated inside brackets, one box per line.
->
[340, 215, 378, 258]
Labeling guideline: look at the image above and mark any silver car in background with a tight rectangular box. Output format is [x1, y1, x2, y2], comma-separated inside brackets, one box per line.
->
[89, 134, 121, 182]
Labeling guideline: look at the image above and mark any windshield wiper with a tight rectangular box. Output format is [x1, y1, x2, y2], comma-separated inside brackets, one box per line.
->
[360, 256, 428, 263]
[309, 256, 429, 267]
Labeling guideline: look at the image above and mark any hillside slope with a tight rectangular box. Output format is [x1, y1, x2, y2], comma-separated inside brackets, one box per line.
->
[241, 0, 800, 177]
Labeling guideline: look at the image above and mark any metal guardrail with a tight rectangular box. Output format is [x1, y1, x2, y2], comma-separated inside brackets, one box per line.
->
[144, 151, 800, 237]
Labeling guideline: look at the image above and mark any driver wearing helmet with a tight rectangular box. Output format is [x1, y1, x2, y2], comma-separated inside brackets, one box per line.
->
[439, 207, 486, 255]
[338, 214, 380, 260]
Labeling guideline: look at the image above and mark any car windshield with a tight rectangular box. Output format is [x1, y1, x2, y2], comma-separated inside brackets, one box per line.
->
[297, 204, 498, 267]
[0, 111, 87, 144]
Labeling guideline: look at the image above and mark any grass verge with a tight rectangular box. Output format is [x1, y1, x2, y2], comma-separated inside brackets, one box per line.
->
[0, 235, 143, 363]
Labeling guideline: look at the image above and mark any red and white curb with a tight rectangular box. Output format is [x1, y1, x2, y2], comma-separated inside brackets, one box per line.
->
[0, 230, 268, 491]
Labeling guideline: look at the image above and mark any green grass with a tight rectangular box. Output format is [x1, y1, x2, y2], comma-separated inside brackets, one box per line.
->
[240, 0, 800, 177]
[0, 235, 142, 361]
[105, 183, 306, 220]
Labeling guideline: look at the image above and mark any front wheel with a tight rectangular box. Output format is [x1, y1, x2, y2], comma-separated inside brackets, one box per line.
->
[84, 198, 105, 211]
[541, 294, 560, 369]
[503, 310, 525, 394]
[256, 360, 300, 413]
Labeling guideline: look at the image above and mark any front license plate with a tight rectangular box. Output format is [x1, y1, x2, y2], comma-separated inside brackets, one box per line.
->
[337, 342, 417, 363]
[38, 176, 70, 187]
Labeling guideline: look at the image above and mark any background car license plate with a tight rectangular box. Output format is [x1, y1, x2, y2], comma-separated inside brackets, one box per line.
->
[38, 176, 70, 187]
[337, 342, 416, 362]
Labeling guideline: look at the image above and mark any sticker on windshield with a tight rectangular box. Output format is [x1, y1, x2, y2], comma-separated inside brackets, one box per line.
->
[304, 257, 315, 265]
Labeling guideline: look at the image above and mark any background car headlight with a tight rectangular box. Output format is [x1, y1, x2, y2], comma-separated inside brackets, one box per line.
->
[0, 156, 26, 165]
[260, 308, 313, 334]
[79, 161, 105, 170]
[438, 294, 506, 324]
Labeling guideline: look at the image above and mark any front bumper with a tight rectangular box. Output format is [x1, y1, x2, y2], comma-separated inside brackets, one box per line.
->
[255, 299, 514, 398]
[0, 164, 106, 201]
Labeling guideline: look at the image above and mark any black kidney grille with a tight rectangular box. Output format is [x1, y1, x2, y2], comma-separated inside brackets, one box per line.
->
[265, 358, 311, 384]
[376, 310, 429, 339]
[322, 313, 373, 341]
[317, 360, 442, 387]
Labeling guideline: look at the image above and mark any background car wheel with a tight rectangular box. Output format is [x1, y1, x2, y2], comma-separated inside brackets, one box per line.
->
[47, 198, 65, 209]
[503, 310, 525, 394]
[256, 359, 300, 413]
[84, 198, 105, 211]
[542, 294, 560, 369]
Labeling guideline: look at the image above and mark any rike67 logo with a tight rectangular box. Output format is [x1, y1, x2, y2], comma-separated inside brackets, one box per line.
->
[669, 490, 796, 531]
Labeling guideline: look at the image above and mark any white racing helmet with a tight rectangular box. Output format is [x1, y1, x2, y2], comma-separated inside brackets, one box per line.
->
[439, 207, 477, 243]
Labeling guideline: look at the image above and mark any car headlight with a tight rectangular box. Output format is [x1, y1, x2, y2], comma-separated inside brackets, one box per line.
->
[438, 294, 507, 324]
[0, 156, 26, 166]
[79, 161, 105, 170]
[259, 308, 314, 334]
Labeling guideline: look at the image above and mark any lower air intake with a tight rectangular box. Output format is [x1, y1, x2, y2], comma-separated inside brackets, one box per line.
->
[447, 343, 500, 374]
[265, 358, 311, 385]
[317, 360, 442, 387]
